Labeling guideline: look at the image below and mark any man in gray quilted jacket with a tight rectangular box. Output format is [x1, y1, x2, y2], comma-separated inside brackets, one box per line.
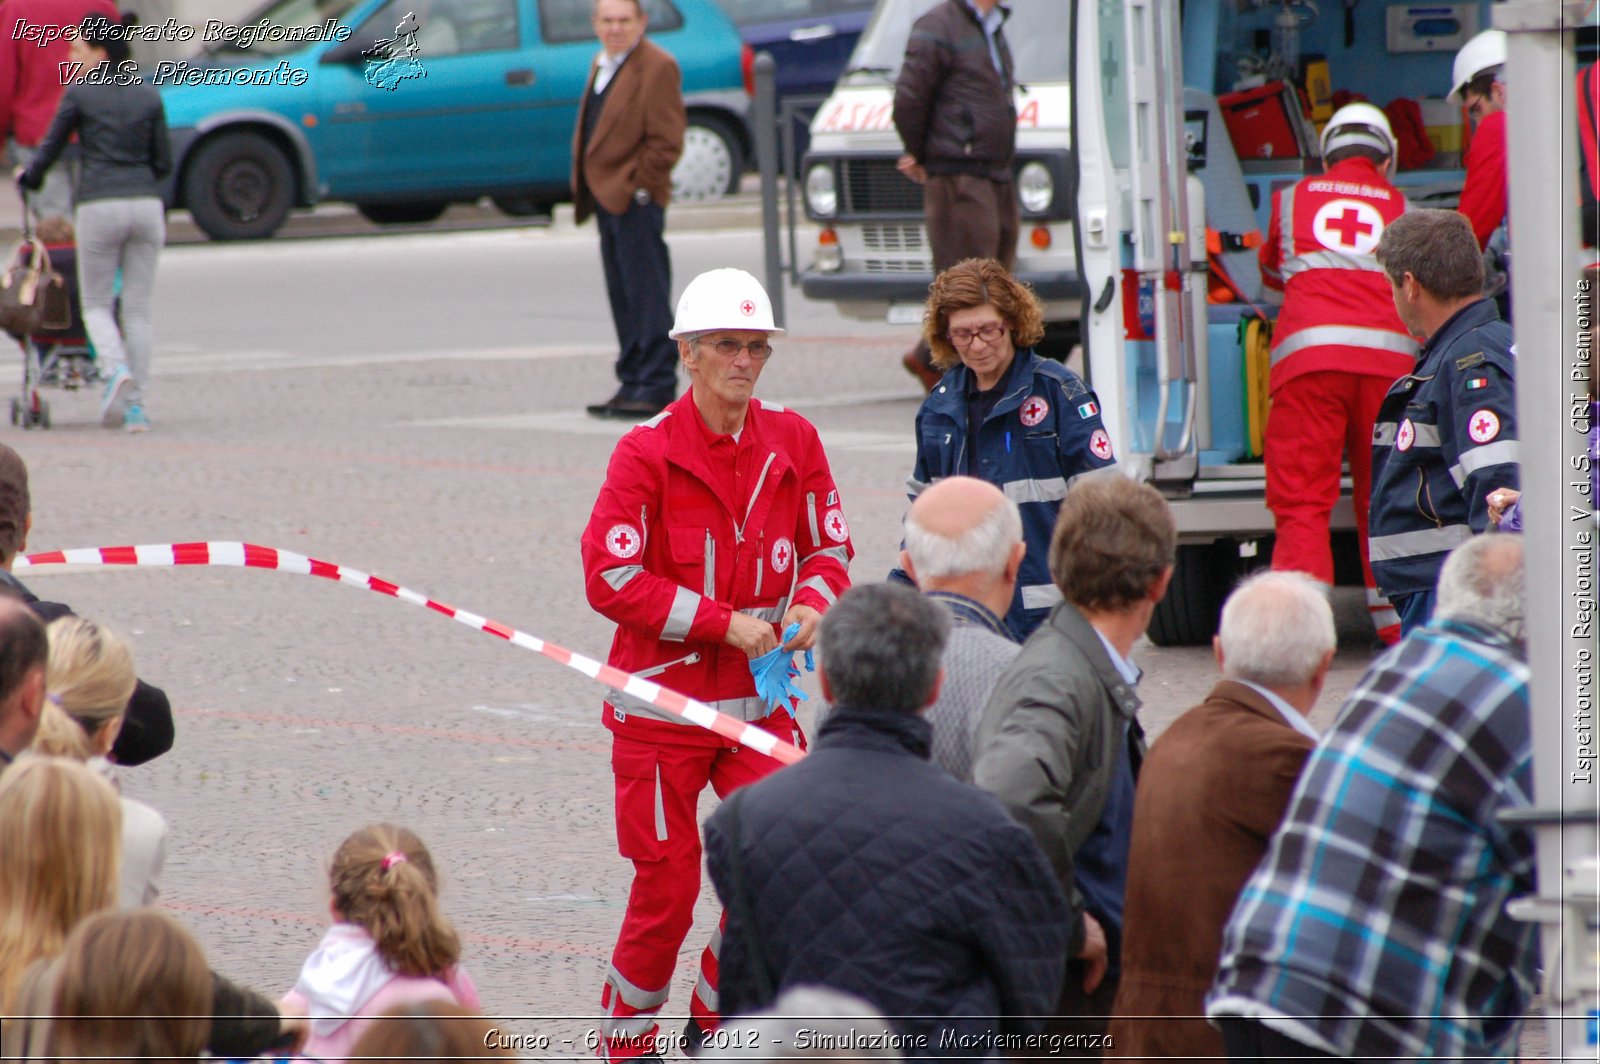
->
[972, 475, 1175, 1052]
[899, 475, 1023, 781]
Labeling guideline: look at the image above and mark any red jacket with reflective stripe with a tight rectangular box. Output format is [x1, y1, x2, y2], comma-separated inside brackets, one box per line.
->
[582, 394, 853, 743]
[1259, 157, 1417, 393]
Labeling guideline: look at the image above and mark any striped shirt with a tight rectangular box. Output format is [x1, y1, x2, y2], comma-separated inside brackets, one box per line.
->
[1208, 618, 1537, 1061]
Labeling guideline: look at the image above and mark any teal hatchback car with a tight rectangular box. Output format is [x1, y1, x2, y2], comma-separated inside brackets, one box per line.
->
[158, 0, 752, 239]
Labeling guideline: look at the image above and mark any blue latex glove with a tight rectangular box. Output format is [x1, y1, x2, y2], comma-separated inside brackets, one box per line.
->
[749, 621, 815, 715]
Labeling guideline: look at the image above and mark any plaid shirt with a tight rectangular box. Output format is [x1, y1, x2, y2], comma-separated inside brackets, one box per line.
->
[1208, 618, 1538, 1061]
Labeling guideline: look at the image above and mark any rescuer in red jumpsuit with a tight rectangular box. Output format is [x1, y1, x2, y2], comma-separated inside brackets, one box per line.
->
[1260, 103, 1417, 645]
[581, 267, 852, 1062]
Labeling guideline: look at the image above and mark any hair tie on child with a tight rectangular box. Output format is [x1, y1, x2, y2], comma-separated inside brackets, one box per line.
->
[381, 851, 408, 872]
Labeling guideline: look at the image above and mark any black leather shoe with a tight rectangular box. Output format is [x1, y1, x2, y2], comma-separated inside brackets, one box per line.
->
[681, 1017, 713, 1058]
[586, 396, 669, 420]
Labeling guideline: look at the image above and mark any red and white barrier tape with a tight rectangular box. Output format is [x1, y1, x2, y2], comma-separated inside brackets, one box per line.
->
[17, 542, 804, 765]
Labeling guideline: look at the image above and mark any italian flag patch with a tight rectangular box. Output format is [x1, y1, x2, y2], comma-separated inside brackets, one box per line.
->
[1466, 377, 1488, 390]
[1078, 401, 1099, 418]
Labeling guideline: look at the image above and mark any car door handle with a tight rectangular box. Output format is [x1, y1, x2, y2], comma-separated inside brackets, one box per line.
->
[334, 101, 367, 114]
[788, 24, 837, 42]
[505, 68, 535, 86]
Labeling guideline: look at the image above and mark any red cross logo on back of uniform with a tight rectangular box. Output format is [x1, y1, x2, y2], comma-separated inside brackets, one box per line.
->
[740, 300, 756, 316]
[1312, 198, 1384, 255]
[605, 523, 642, 559]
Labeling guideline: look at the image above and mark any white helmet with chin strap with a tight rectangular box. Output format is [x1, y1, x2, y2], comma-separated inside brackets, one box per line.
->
[669, 268, 785, 339]
[1319, 102, 1396, 161]
[1449, 29, 1507, 102]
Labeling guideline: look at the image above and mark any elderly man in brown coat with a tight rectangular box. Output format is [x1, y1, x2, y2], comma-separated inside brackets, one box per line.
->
[573, 0, 686, 420]
[1106, 570, 1334, 1059]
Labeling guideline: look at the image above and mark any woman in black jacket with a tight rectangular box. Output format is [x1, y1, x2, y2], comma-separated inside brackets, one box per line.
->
[13, 13, 170, 433]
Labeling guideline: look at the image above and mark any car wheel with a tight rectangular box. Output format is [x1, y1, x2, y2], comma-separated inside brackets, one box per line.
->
[356, 201, 449, 225]
[183, 131, 294, 241]
[673, 114, 742, 204]
[491, 195, 553, 219]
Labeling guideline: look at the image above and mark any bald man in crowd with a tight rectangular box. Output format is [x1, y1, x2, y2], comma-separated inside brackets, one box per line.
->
[899, 475, 1025, 780]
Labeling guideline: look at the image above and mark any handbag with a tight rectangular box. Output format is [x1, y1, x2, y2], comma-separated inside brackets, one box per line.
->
[0, 235, 69, 339]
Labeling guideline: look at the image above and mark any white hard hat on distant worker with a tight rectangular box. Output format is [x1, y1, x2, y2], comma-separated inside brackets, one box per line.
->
[1319, 102, 1397, 160]
[669, 268, 785, 338]
[1449, 29, 1507, 102]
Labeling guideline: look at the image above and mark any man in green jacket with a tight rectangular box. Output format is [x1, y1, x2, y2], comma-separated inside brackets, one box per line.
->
[972, 474, 1174, 1052]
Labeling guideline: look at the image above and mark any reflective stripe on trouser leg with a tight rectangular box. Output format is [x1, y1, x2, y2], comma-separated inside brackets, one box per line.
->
[691, 914, 726, 1030]
[602, 740, 719, 1061]
[1367, 587, 1402, 645]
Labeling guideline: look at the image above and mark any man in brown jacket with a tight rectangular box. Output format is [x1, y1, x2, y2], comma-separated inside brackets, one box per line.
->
[573, 0, 686, 420]
[1106, 570, 1334, 1059]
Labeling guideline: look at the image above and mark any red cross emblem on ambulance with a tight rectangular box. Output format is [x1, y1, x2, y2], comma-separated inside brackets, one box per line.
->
[1019, 396, 1049, 427]
[606, 524, 642, 559]
[1313, 198, 1383, 255]
[1089, 429, 1113, 460]
[740, 300, 756, 316]
[1468, 409, 1500, 444]
[771, 537, 793, 574]
[823, 508, 849, 543]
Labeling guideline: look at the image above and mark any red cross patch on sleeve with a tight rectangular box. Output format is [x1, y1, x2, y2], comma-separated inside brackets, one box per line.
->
[1468, 410, 1501, 444]
[605, 524, 642, 559]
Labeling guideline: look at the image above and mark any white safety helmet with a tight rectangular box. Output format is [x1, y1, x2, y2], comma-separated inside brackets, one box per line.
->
[669, 268, 785, 339]
[1449, 29, 1507, 102]
[1320, 102, 1396, 161]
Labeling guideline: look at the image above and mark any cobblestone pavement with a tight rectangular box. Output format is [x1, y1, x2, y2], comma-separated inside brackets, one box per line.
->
[8, 225, 1408, 1058]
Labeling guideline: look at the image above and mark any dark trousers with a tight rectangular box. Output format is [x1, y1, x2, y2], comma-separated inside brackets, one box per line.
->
[907, 174, 1020, 371]
[1040, 959, 1119, 1056]
[596, 199, 677, 404]
[1392, 587, 1436, 636]
[925, 173, 1019, 273]
[1216, 1017, 1336, 1062]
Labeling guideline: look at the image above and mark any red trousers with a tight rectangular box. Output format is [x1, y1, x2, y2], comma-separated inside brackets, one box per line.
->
[1265, 370, 1401, 643]
[598, 712, 803, 1061]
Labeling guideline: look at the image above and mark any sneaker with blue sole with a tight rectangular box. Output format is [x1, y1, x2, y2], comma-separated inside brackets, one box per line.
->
[100, 365, 132, 428]
[123, 405, 150, 433]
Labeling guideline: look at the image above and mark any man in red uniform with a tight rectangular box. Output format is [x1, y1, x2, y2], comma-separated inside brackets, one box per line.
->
[1260, 103, 1417, 645]
[581, 267, 852, 1062]
[1450, 29, 1508, 252]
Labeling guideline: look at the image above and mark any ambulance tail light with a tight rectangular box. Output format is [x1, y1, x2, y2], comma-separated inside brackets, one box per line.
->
[1030, 226, 1052, 250]
[815, 228, 842, 272]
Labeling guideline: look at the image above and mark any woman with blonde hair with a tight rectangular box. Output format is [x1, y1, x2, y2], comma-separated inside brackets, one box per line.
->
[10, 908, 212, 1064]
[283, 824, 480, 1063]
[0, 756, 120, 1009]
[32, 616, 167, 907]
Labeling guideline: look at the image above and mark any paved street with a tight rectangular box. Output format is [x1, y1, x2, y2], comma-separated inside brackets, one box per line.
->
[8, 215, 1385, 1055]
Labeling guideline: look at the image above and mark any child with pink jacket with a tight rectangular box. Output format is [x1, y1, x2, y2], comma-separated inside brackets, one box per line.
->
[283, 824, 481, 1063]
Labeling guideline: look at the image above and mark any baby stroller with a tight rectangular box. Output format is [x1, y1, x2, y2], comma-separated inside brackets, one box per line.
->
[1, 210, 98, 430]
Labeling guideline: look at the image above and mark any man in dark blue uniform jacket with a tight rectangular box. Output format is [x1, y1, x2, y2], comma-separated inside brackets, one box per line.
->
[1369, 209, 1518, 634]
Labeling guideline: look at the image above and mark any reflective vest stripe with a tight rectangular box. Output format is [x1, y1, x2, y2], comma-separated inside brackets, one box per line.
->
[1410, 422, 1442, 448]
[1374, 422, 1397, 446]
[609, 689, 771, 723]
[1021, 582, 1063, 610]
[1449, 439, 1520, 487]
[797, 574, 837, 604]
[1272, 324, 1418, 364]
[602, 564, 644, 591]
[661, 586, 701, 641]
[1284, 249, 1386, 275]
[1003, 476, 1069, 505]
[810, 545, 851, 565]
[1279, 184, 1297, 268]
[1368, 523, 1473, 561]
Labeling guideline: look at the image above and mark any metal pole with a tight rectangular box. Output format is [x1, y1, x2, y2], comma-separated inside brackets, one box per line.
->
[752, 50, 785, 328]
[1496, 3, 1599, 1060]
